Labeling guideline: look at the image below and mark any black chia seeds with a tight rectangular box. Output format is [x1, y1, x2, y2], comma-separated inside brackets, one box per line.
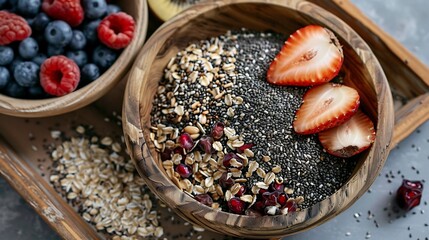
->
[150, 29, 358, 211]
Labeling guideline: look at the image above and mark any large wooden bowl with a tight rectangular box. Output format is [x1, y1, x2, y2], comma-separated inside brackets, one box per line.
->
[0, 0, 148, 118]
[123, 0, 394, 238]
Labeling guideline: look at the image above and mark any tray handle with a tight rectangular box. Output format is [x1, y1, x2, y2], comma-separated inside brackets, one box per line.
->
[392, 93, 429, 148]
[0, 137, 101, 240]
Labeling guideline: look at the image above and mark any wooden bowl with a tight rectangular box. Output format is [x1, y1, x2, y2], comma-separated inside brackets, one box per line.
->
[123, 0, 394, 238]
[0, 0, 148, 118]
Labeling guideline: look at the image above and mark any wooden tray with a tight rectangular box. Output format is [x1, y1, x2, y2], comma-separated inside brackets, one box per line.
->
[0, 0, 428, 239]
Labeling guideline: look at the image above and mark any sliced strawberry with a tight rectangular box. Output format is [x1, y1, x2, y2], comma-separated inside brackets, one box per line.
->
[293, 83, 360, 135]
[318, 111, 376, 158]
[267, 25, 343, 86]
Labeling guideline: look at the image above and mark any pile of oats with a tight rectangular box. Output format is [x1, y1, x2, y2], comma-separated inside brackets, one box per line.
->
[49, 126, 164, 239]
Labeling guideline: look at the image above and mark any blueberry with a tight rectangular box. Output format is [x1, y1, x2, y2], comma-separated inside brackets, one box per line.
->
[92, 45, 118, 70]
[69, 30, 87, 50]
[4, 81, 26, 98]
[46, 45, 64, 57]
[106, 4, 121, 14]
[0, 0, 7, 8]
[9, 57, 23, 73]
[32, 53, 47, 66]
[82, 0, 107, 19]
[32, 12, 50, 32]
[66, 50, 88, 67]
[27, 84, 45, 98]
[0, 67, 11, 89]
[17, 0, 41, 17]
[19, 37, 39, 59]
[82, 20, 101, 43]
[0, 46, 14, 66]
[44, 20, 73, 47]
[81, 63, 100, 82]
[14, 61, 39, 87]
[26, 17, 34, 26]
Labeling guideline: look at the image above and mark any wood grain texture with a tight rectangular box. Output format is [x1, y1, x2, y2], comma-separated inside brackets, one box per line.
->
[0, 0, 148, 118]
[123, 0, 394, 238]
[0, 138, 101, 240]
[0, 0, 426, 239]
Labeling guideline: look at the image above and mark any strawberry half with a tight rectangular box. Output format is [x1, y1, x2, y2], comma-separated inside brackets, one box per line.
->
[293, 83, 360, 135]
[267, 25, 343, 86]
[318, 111, 376, 158]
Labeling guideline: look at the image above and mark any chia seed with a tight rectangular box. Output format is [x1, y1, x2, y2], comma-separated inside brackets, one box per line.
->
[150, 29, 358, 211]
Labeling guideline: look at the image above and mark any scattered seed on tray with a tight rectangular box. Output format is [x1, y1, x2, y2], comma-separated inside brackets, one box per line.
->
[49, 126, 164, 239]
[150, 29, 358, 214]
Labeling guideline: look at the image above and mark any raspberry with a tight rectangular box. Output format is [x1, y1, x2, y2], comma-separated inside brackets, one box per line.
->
[97, 12, 135, 49]
[40, 55, 80, 97]
[0, 11, 32, 45]
[41, 0, 84, 27]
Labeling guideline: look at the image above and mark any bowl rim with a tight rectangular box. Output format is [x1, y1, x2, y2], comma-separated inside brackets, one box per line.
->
[0, 0, 148, 118]
[123, 0, 394, 238]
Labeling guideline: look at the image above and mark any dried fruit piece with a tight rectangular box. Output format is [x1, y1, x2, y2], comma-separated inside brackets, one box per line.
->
[267, 25, 343, 86]
[40, 55, 80, 97]
[237, 143, 254, 154]
[0, 11, 32, 45]
[194, 193, 213, 207]
[396, 179, 423, 211]
[222, 152, 243, 169]
[98, 12, 135, 49]
[160, 148, 172, 161]
[198, 136, 213, 154]
[175, 163, 192, 179]
[42, 0, 84, 27]
[219, 172, 235, 189]
[270, 182, 284, 192]
[211, 122, 224, 140]
[285, 200, 298, 212]
[228, 197, 245, 214]
[293, 83, 360, 135]
[235, 185, 246, 197]
[318, 110, 375, 158]
[178, 133, 194, 151]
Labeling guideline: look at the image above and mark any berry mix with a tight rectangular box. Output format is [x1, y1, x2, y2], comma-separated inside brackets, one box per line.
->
[0, 0, 135, 98]
[150, 26, 378, 216]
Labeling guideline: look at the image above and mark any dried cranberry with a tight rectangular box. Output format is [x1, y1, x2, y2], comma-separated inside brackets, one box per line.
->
[228, 197, 245, 214]
[397, 179, 424, 211]
[252, 200, 265, 212]
[285, 201, 297, 212]
[198, 136, 214, 154]
[160, 148, 172, 161]
[278, 193, 288, 207]
[178, 133, 194, 151]
[222, 152, 243, 169]
[236, 185, 246, 197]
[194, 193, 213, 207]
[237, 143, 254, 153]
[173, 146, 186, 158]
[175, 163, 192, 178]
[270, 182, 284, 192]
[219, 172, 235, 189]
[211, 122, 225, 140]
[262, 191, 279, 207]
[258, 188, 268, 195]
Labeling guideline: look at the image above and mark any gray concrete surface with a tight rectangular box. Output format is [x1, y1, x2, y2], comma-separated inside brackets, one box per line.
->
[0, 0, 428, 239]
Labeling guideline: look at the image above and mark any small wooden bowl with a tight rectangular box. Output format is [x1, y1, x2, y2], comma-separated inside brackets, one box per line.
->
[0, 1, 148, 118]
[123, 0, 394, 238]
